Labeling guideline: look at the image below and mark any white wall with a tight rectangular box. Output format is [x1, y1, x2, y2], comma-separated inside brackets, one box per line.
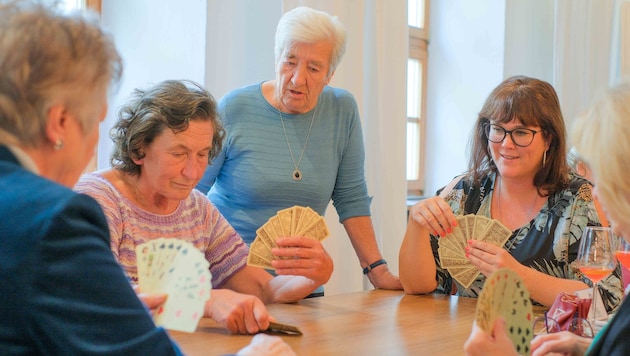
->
[504, 0, 554, 82]
[424, 0, 507, 195]
[204, 0, 280, 100]
[99, 0, 207, 169]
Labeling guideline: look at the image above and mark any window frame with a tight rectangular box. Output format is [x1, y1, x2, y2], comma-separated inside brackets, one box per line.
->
[407, 0, 430, 195]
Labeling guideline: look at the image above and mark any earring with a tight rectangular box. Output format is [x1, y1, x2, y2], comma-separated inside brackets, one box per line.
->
[543, 150, 547, 167]
[54, 139, 64, 151]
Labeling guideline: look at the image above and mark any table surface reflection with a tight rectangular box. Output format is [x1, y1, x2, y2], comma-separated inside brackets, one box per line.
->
[169, 289, 481, 355]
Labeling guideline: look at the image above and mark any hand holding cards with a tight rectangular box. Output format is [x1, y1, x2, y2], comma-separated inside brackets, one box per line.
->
[475, 268, 533, 355]
[248, 206, 329, 269]
[438, 214, 512, 288]
[136, 238, 211, 333]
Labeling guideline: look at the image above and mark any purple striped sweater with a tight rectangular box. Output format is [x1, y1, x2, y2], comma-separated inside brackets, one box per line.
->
[74, 172, 248, 288]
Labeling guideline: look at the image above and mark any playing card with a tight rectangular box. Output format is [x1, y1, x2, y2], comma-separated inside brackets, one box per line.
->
[249, 238, 274, 265]
[451, 267, 480, 289]
[277, 208, 293, 235]
[290, 206, 304, 235]
[438, 215, 512, 290]
[480, 220, 513, 246]
[136, 239, 211, 333]
[472, 215, 491, 240]
[463, 215, 476, 243]
[247, 247, 274, 269]
[438, 241, 466, 261]
[298, 216, 329, 241]
[476, 268, 533, 355]
[439, 234, 465, 256]
[247, 206, 329, 269]
[265, 321, 303, 336]
[295, 207, 317, 236]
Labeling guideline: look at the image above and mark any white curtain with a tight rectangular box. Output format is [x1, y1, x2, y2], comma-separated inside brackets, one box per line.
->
[610, 0, 630, 81]
[282, 0, 408, 294]
[553, 0, 616, 131]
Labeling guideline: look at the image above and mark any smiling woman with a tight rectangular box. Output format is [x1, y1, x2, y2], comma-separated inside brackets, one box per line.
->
[400, 75, 623, 312]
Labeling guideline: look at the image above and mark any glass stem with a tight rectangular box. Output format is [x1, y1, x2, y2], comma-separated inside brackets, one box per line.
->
[592, 283, 597, 324]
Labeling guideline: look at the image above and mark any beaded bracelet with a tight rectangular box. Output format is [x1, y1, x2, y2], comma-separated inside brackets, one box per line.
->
[362, 259, 387, 275]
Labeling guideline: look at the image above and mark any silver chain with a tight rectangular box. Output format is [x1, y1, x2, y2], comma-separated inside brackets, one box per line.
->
[278, 104, 317, 181]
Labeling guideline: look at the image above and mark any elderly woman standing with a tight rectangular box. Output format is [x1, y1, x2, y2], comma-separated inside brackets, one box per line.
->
[400, 76, 622, 309]
[0, 1, 293, 354]
[75, 79, 333, 335]
[197, 6, 400, 291]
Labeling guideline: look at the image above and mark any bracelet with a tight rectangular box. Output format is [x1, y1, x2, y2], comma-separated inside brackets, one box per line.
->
[362, 259, 387, 275]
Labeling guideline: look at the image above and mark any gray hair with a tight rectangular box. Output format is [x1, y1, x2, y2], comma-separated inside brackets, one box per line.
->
[110, 80, 224, 176]
[274, 6, 347, 78]
[0, 0, 122, 147]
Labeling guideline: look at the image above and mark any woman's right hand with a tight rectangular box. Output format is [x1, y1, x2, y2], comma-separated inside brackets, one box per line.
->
[132, 285, 168, 316]
[205, 289, 271, 335]
[408, 196, 458, 237]
[530, 331, 592, 356]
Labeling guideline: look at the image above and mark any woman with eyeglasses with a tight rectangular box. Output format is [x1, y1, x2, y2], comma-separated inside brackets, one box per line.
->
[464, 82, 630, 356]
[399, 76, 623, 310]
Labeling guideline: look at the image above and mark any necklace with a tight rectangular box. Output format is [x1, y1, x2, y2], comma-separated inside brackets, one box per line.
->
[495, 177, 540, 226]
[278, 105, 317, 181]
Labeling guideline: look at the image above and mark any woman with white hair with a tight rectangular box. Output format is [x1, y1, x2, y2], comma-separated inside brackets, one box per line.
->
[197, 6, 400, 292]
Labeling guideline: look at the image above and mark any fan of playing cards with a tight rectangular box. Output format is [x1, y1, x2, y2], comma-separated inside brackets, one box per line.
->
[475, 268, 533, 355]
[136, 238, 211, 333]
[248, 206, 329, 269]
[438, 214, 512, 288]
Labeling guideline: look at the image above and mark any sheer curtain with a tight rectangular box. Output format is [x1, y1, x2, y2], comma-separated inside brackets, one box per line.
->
[553, 0, 616, 130]
[282, 0, 408, 294]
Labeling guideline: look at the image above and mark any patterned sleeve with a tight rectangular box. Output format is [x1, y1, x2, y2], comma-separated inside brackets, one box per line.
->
[193, 191, 249, 288]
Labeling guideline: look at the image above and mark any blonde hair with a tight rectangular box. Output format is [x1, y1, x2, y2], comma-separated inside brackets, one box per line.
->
[571, 82, 630, 218]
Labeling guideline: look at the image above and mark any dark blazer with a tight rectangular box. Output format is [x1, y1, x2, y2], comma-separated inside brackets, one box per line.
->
[0, 146, 179, 355]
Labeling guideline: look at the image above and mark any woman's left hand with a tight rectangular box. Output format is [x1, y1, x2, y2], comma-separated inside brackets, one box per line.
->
[465, 239, 522, 277]
[366, 265, 402, 290]
[271, 236, 334, 286]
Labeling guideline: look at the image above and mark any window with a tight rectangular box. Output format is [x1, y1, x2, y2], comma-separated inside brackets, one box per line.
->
[407, 0, 430, 195]
[56, 0, 100, 12]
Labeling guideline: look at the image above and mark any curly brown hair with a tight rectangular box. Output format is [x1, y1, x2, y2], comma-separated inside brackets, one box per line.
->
[110, 80, 224, 176]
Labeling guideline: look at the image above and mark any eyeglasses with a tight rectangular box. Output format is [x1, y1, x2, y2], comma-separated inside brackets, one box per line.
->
[483, 123, 540, 147]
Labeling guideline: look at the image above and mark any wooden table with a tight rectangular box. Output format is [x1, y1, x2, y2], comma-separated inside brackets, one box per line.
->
[169, 290, 480, 355]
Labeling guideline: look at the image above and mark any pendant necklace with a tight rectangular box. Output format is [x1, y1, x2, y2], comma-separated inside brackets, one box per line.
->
[279, 104, 317, 181]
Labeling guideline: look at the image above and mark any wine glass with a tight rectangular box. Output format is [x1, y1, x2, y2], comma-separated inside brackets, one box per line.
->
[575, 226, 616, 325]
[614, 234, 630, 269]
[613, 234, 630, 292]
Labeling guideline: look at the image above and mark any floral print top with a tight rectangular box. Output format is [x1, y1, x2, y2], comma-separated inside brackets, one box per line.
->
[431, 172, 623, 312]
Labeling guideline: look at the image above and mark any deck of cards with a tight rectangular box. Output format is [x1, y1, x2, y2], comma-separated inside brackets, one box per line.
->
[248, 206, 329, 269]
[438, 214, 512, 288]
[476, 268, 533, 355]
[136, 238, 211, 333]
